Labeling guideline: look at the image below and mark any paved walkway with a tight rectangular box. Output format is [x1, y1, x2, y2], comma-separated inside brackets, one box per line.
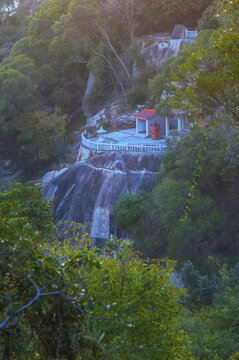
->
[91, 129, 166, 146]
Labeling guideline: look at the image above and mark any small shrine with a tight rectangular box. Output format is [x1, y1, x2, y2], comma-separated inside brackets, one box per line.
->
[133, 108, 188, 139]
[133, 109, 156, 137]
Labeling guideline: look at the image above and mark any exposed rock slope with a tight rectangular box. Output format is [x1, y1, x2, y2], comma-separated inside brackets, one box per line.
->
[44, 152, 162, 235]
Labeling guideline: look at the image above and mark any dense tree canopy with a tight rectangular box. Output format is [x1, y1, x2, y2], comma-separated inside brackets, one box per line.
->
[0, 184, 193, 359]
[151, 0, 239, 127]
[143, 0, 213, 32]
[0, 68, 39, 153]
[2, 2, 239, 358]
[179, 261, 239, 359]
[0, 0, 218, 173]
[114, 128, 239, 265]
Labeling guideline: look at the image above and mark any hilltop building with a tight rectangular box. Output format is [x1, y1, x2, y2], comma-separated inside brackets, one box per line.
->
[133, 109, 186, 139]
[133, 109, 156, 137]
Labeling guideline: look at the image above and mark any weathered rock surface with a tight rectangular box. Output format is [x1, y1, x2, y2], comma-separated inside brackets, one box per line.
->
[43, 152, 162, 238]
[82, 32, 196, 122]
[41, 168, 68, 188]
[135, 33, 192, 74]
[82, 72, 97, 118]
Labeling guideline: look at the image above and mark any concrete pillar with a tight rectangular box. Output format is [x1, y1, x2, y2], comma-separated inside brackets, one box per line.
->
[136, 118, 138, 134]
[166, 117, 169, 137]
[178, 118, 182, 132]
[146, 120, 149, 137]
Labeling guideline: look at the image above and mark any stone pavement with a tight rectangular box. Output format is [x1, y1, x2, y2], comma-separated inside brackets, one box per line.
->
[91, 128, 166, 146]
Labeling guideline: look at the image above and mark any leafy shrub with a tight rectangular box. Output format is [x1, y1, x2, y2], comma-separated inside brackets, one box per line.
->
[127, 87, 148, 108]
[0, 184, 193, 360]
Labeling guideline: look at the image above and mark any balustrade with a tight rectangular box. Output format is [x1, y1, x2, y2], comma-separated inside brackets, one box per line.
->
[80, 133, 167, 155]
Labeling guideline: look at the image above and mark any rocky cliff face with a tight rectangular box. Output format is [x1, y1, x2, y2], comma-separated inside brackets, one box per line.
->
[43, 152, 162, 240]
[82, 33, 194, 115]
[135, 33, 194, 74]
[136, 34, 176, 72]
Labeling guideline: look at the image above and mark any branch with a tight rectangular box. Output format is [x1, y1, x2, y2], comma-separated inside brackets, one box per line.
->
[93, 21, 130, 78]
[111, 0, 144, 41]
[196, 85, 239, 124]
[0, 274, 64, 332]
[40, 278, 56, 292]
[128, 282, 155, 304]
[70, 301, 107, 320]
[81, 38, 128, 105]
[64, 59, 88, 68]
[221, 87, 239, 123]
[63, 30, 128, 103]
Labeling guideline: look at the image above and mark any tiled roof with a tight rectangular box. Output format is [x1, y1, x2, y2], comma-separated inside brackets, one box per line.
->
[133, 109, 156, 120]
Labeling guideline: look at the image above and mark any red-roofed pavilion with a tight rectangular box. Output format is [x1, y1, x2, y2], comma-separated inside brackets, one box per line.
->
[133, 109, 156, 137]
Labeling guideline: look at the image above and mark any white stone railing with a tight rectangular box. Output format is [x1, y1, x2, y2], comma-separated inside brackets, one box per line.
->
[81, 133, 167, 153]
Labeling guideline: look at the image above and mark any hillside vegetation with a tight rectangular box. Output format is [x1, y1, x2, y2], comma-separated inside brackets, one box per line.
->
[113, 1, 239, 358]
[115, 0, 239, 264]
[1, 0, 239, 358]
[0, 0, 211, 175]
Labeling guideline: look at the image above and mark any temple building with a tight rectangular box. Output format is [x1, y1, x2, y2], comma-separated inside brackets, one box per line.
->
[133, 109, 189, 139]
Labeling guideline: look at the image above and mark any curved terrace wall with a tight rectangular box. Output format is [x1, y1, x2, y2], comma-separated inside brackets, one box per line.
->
[80, 133, 167, 154]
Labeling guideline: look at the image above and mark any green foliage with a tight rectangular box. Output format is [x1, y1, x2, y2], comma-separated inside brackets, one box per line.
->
[178, 261, 239, 359]
[0, 182, 54, 241]
[168, 0, 239, 126]
[0, 184, 193, 359]
[126, 86, 148, 107]
[179, 298, 239, 360]
[197, 0, 220, 30]
[0, 0, 221, 172]
[113, 192, 149, 235]
[0, 61, 66, 170]
[149, 73, 168, 103]
[149, 46, 192, 104]
[143, 0, 213, 32]
[158, 128, 236, 196]
[167, 192, 225, 263]
[0, 184, 56, 359]
[18, 110, 67, 163]
[0, 68, 40, 156]
[114, 127, 239, 265]
[1, 53, 35, 76]
[181, 261, 216, 306]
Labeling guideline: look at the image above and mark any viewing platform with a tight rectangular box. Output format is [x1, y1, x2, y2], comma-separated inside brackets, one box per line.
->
[78, 108, 191, 159]
[80, 128, 167, 155]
